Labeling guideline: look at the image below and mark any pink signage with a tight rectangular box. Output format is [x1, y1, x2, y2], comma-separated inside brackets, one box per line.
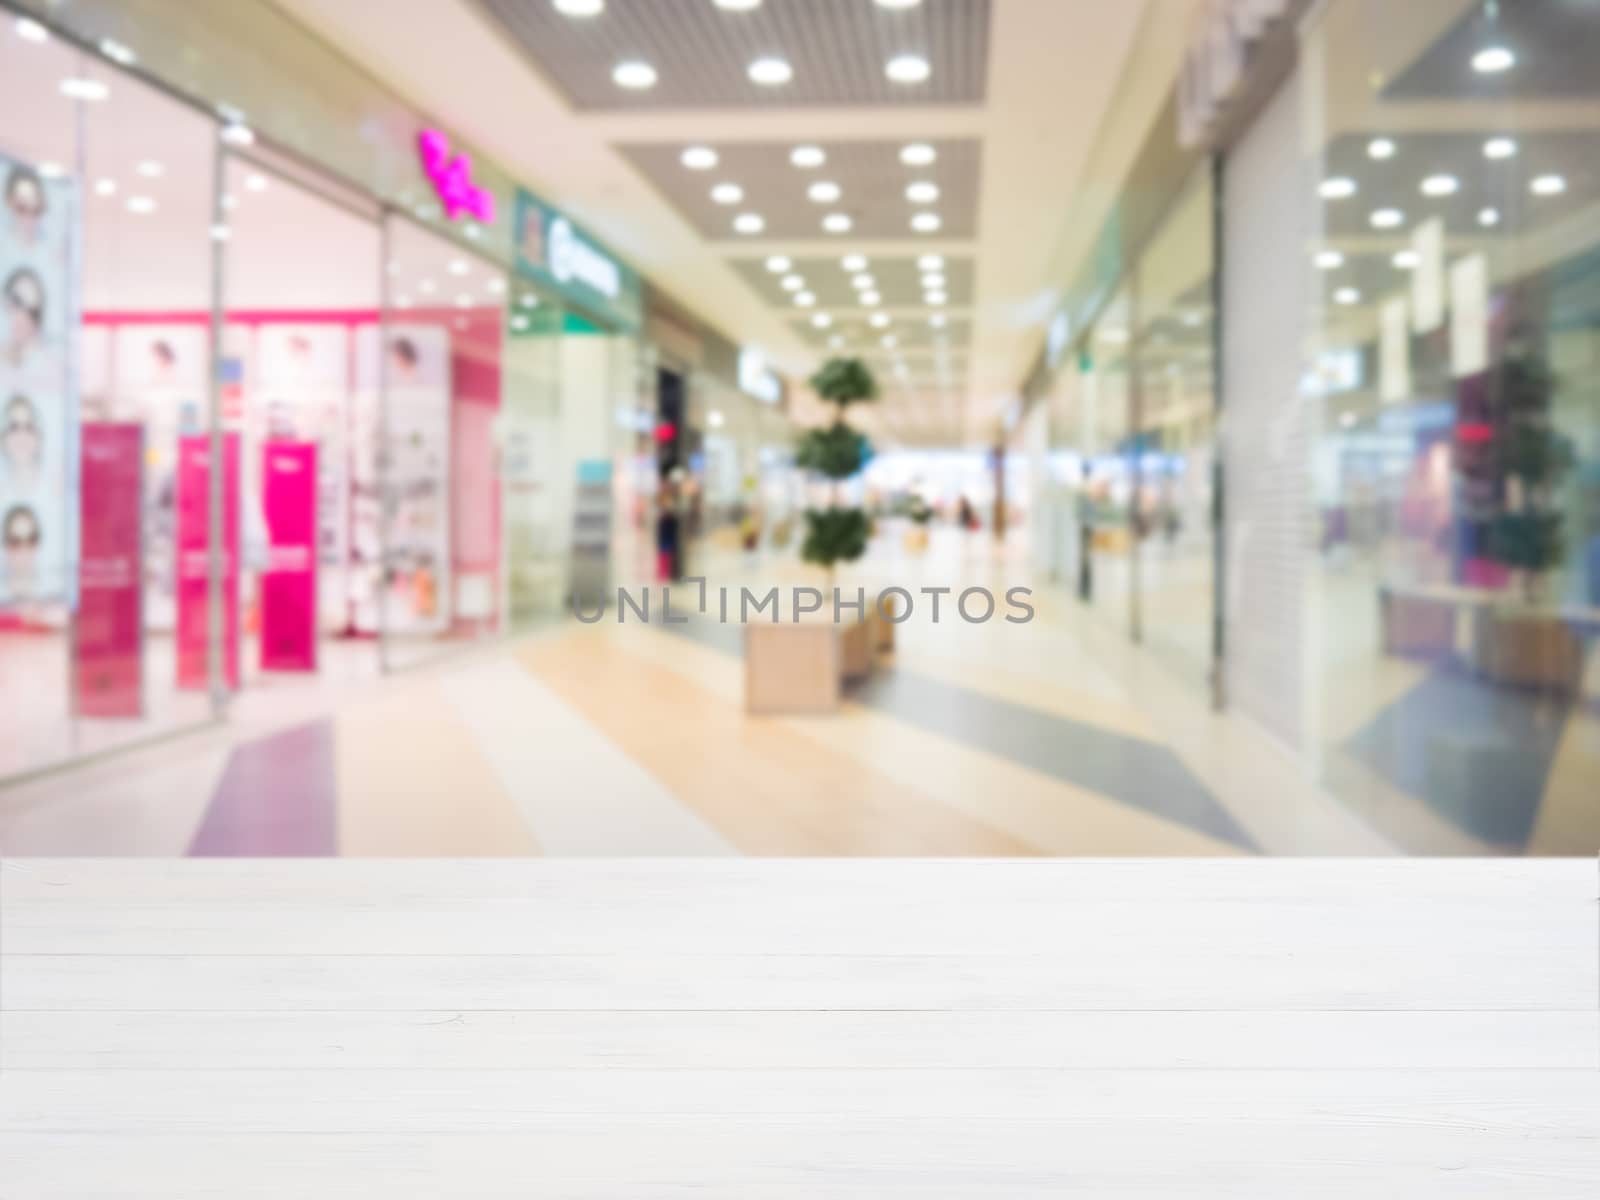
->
[259, 441, 318, 672]
[175, 433, 240, 692]
[75, 423, 144, 718]
[418, 129, 495, 222]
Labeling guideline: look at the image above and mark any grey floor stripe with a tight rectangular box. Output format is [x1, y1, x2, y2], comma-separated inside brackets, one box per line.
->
[655, 616, 1256, 851]
[188, 719, 339, 857]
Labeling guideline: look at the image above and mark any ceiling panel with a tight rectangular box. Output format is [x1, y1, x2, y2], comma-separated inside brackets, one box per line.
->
[729, 254, 975, 307]
[1385, 1, 1600, 101]
[619, 138, 980, 241]
[476, 0, 991, 111]
[788, 315, 970, 350]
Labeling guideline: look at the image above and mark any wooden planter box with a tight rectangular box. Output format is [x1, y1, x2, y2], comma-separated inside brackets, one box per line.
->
[1470, 609, 1583, 693]
[744, 592, 898, 714]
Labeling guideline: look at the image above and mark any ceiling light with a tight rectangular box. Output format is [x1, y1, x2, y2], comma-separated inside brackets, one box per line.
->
[98, 38, 135, 65]
[399, 296, 416, 311]
[222, 193, 238, 211]
[861, 291, 881, 306]
[852, 274, 874, 290]
[870, 313, 891, 328]
[1333, 287, 1361, 305]
[1471, 45, 1515, 73]
[521, 293, 539, 307]
[841, 254, 867, 271]
[734, 212, 765, 234]
[1420, 174, 1459, 196]
[448, 258, 470, 276]
[808, 180, 842, 204]
[465, 224, 482, 241]
[875, 0, 923, 8]
[791, 145, 825, 168]
[811, 313, 832, 328]
[905, 181, 940, 204]
[795, 292, 816, 307]
[711, 182, 744, 204]
[60, 77, 110, 101]
[1483, 137, 1516, 160]
[681, 146, 718, 170]
[781, 274, 804, 291]
[929, 313, 947, 328]
[418, 279, 437, 294]
[487, 277, 506, 295]
[1392, 250, 1420, 269]
[135, 160, 164, 178]
[911, 212, 941, 232]
[125, 196, 155, 215]
[613, 60, 658, 89]
[765, 255, 791, 272]
[1367, 138, 1396, 159]
[900, 142, 937, 166]
[93, 178, 116, 197]
[917, 254, 944, 271]
[823, 213, 852, 233]
[14, 16, 48, 42]
[713, 0, 762, 9]
[886, 54, 930, 84]
[221, 123, 255, 147]
[829, 335, 844, 348]
[1478, 207, 1500, 227]
[921, 272, 946, 288]
[1318, 176, 1357, 199]
[245, 172, 268, 192]
[748, 57, 792, 85]
[209, 223, 230, 242]
[1369, 207, 1404, 229]
[456, 294, 474, 309]
[1314, 250, 1344, 269]
[1530, 174, 1566, 196]
[553, 0, 604, 13]
[881, 334, 898, 348]
[925, 289, 948, 305]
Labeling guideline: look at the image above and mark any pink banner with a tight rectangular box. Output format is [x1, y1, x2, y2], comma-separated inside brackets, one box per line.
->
[75, 423, 144, 717]
[260, 440, 318, 672]
[176, 433, 240, 692]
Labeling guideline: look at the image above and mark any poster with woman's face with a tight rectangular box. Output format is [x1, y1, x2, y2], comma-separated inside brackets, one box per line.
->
[0, 150, 76, 606]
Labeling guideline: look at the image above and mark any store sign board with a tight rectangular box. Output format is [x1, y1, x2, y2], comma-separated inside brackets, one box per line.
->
[1177, 0, 1290, 148]
[514, 189, 642, 332]
[738, 348, 782, 405]
[175, 433, 240, 692]
[260, 441, 318, 672]
[416, 129, 495, 223]
[1449, 253, 1488, 378]
[75, 423, 143, 717]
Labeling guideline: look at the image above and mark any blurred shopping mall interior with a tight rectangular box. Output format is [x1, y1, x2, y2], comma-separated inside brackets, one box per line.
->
[0, 0, 1595, 857]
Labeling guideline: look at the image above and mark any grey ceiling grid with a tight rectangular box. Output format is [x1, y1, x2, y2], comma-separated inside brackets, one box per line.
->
[729, 255, 976, 307]
[476, 0, 991, 111]
[619, 139, 981, 241]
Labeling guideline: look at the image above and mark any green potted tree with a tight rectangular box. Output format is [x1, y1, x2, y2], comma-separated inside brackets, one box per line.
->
[796, 357, 878, 587]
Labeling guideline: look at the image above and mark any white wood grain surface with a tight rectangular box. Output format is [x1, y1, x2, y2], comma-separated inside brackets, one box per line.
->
[1, 858, 1596, 1197]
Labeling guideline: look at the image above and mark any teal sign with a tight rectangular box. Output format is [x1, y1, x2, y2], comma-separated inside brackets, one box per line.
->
[514, 189, 642, 332]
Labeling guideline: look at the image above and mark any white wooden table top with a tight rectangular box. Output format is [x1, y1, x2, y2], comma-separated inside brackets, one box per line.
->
[2, 858, 1596, 1197]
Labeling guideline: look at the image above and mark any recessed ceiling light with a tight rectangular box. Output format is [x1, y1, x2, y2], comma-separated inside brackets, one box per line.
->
[448, 258, 470, 276]
[852, 275, 876, 292]
[791, 145, 826, 168]
[1483, 137, 1516, 160]
[464, 224, 483, 241]
[1333, 287, 1361, 305]
[734, 212, 765, 234]
[245, 172, 268, 192]
[93, 178, 116, 197]
[98, 38, 135, 65]
[1369, 207, 1404, 229]
[911, 212, 941, 233]
[209, 223, 230, 241]
[829, 335, 844, 348]
[456, 294, 474, 309]
[921, 272, 946, 289]
[875, 0, 923, 8]
[781, 274, 804, 291]
[823, 213, 852, 233]
[487, 277, 506, 294]
[222, 193, 238, 210]
[125, 195, 155, 215]
[613, 60, 657, 89]
[1478, 207, 1501, 227]
[714, 0, 762, 9]
[870, 313, 891, 328]
[1392, 250, 1419, 269]
[221, 123, 255, 147]
[1530, 174, 1566, 196]
[811, 313, 832, 328]
[14, 16, 49, 42]
[929, 314, 947, 328]
[795, 292, 816, 307]
[1420, 174, 1459, 196]
[841, 254, 867, 272]
[135, 160, 164, 178]
[1314, 250, 1344, 269]
[748, 57, 792, 85]
[681, 146, 718, 170]
[1471, 45, 1515, 73]
[1318, 176, 1357, 199]
[881, 334, 898, 348]
[861, 291, 881, 306]
[905, 181, 940, 204]
[917, 254, 944, 271]
[711, 182, 744, 204]
[521, 292, 539, 307]
[553, 0, 604, 14]
[900, 142, 936, 166]
[60, 77, 110, 101]
[765, 255, 791, 272]
[925, 289, 948, 305]
[808, 180, 841, 204]
[1367, 137, 1396, 159]
[885, 54, 930, 84]
[418, 279, 437, 294]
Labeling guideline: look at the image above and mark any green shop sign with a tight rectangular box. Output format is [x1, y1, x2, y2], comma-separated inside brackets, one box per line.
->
[514, 189, 642, 332]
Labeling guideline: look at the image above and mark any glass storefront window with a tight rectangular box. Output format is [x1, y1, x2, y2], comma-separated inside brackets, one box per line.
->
[1081, 289, 1135, 628]
[1298, 0, 1600, 852]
